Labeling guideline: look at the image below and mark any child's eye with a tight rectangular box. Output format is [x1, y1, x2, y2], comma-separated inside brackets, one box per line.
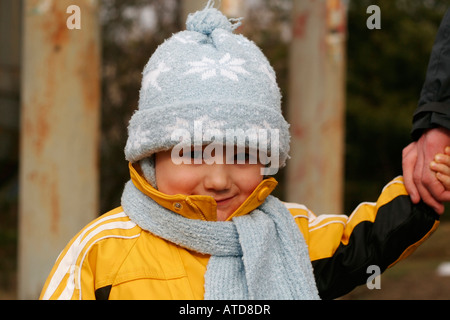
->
[189, 150, 203, 159]
[181, 149, 203, 163]
[234, 152, 256, 164]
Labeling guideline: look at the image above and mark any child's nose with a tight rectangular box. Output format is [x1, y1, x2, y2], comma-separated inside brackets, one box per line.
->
[203, 164, 232, 191]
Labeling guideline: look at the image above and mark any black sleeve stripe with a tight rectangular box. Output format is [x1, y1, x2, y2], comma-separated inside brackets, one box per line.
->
[312, 195, 439, 300]
[95, 285, 112, 300]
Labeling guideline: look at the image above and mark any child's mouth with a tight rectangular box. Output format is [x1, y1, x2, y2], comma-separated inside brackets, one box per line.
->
[215, 196, 235, 207]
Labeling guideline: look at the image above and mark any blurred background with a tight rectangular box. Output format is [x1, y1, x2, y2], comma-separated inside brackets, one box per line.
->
[2, 0, 450, 299]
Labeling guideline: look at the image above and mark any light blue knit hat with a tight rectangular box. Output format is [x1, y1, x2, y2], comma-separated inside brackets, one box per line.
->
[125, 1, 290, 183]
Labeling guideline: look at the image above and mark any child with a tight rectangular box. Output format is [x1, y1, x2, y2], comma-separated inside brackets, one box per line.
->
[431, 147, 450, 189]
[40, 3, 442, 300]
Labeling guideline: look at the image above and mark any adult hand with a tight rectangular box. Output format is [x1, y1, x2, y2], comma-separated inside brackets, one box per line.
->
[402, 127, 450, 214]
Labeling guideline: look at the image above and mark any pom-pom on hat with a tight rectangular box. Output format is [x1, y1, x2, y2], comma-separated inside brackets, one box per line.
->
[186, 3, 239, 35]
[125, 0, 290, 178]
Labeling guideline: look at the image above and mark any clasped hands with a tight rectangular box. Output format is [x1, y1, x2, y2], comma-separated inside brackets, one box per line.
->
[403, 127, 450, 214]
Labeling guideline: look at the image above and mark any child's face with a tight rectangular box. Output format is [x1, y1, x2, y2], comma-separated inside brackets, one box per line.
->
[155, 148, 265, 221]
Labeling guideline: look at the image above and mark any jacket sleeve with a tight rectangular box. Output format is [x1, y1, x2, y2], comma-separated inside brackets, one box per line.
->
[290, 177, 440, 300]
[39, 229, 97, 300]
[39, 208, 138, 300]
[412, 9, 450, 140]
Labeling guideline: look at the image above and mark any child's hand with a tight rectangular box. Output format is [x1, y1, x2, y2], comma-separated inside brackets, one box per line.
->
[430, 147, 450, 191]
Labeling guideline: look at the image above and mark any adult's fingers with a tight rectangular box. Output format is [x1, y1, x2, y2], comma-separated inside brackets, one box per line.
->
[402, 142, 420, 204]
[418, 170, 446, 214]
[419, 128, 450, 203]
[413, 137, 445, 214]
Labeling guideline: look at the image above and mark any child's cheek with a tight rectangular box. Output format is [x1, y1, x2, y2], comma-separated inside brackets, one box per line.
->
[233, 165, 265, 194]
[159, 165, 203, 195]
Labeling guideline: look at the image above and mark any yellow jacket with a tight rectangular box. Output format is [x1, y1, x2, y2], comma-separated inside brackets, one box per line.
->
[40, 164, 439, 300]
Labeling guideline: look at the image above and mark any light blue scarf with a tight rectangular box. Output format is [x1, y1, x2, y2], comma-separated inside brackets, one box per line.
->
[121, 180, 320, 300]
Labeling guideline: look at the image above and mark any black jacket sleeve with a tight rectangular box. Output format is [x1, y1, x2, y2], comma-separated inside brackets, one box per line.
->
[312, 196, 439, 300]
[412, 9, 450, 140]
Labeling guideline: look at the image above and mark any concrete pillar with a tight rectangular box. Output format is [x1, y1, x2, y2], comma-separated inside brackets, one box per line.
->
[19, 0, 100, 299]
[286, 0, 347, 214]
[221, 0, 244, 18]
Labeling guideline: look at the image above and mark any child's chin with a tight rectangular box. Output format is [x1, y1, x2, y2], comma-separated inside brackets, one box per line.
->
[216, 209, 233, 222]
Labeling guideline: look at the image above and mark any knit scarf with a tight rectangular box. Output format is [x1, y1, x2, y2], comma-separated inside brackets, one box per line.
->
[121, 180, 320, 300]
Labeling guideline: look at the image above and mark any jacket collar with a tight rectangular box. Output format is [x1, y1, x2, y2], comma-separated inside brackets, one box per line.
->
[128, 162, 278, 222]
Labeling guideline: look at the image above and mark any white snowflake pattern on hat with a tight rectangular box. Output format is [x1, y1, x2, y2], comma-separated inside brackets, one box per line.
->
[173, 34, 198, 45]
[142, 62, 171, 91]
[185, 53, 249, 81]
[164, 115, 226, 136]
